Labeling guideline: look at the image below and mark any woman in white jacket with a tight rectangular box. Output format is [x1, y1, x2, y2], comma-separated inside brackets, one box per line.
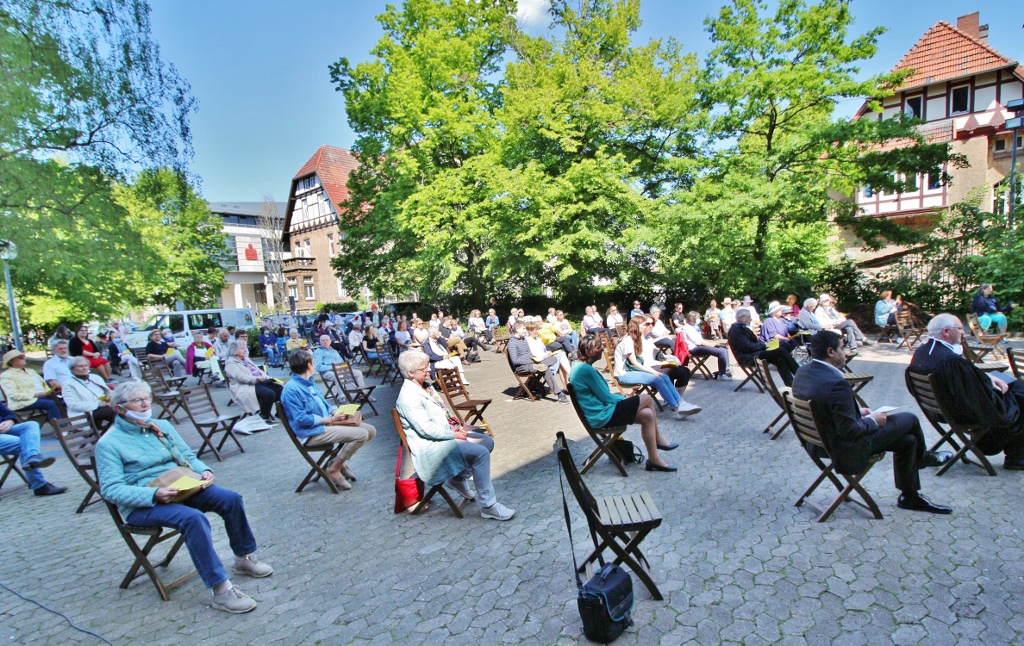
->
[63, 357, 116, 428]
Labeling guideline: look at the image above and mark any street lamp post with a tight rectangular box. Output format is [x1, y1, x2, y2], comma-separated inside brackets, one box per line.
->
[0, 240, 22, 352]
[1006, 98, 1024, 228]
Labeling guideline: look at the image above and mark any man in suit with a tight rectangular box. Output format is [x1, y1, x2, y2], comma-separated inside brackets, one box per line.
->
[909, 313, 1024, 470]
[793, 331, 952, 514]
[728, 309, 799, 385]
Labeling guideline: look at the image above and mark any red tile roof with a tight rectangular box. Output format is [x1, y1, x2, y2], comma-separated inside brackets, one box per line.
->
[890, 21, 1018, 90]
[293, 145, 359, 212]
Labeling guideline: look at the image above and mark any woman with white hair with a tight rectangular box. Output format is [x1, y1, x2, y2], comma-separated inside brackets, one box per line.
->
[224, 339, 283, 426]
[424, 327, 467, 383]
[106, 330, 141, 380]
[62, 356, 117, 428]
[95, 381, 273, 614]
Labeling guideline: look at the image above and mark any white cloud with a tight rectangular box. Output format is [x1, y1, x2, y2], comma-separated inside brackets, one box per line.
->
[516, 0, 550, 28]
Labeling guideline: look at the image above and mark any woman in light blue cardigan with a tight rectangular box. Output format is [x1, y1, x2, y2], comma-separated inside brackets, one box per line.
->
[395, 350, 515, 521]
[95, 381, 273, 613]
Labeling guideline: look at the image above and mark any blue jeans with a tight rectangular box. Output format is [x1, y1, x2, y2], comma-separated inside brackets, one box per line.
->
[262, 347, 279, 366]
[452, 432, 496, 508]
[126, 484, 258, 589]
[0, 421, 47, 489]
[19, 398, 61, 421]
[617, 371, 681, 408]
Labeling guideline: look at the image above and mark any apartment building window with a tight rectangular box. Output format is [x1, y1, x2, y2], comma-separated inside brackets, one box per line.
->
[328, 233, 335, 257]
[904, 96, 922, 119]
[905, 173, 918, 192]
[304, 284, 315, 299]
[303, 239, 311, 257]
[337, 278, 347, 298]
[927, 171, 942, 190]
[288, 285, 298, 299]
[950, 86, 969, 115]
[863, 185, 874, 198]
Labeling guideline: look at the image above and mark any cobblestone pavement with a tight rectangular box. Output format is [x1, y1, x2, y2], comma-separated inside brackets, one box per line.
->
[3, 341, 1024, 645]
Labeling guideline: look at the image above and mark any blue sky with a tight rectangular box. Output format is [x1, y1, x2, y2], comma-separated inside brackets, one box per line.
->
[148, 1, 1022, 201]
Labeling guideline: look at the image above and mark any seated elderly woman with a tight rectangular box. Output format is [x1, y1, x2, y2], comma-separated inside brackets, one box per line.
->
[187, 329, 226, 385]
[62, 357, 117, 429]
[106, 330, 141, 380]
[280, 350, 377, 491]
[69, 324, 113, 383]
[1, 349, 62, 420]
[423, 327, 468, 383]
[284, 328, 305, 356]
[395, 349, 515, 520]
[224, 339, 283, 426]
[95, 381, 273, 613]
[145, 328, 186, 378]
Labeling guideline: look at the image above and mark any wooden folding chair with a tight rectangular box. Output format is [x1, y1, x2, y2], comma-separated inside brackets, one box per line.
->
[687, 351, 715, 380]
[555, 431, 663, 599]
[782, 392, 885, 522]
[503, 347, 548, 401]
[50, 414, 103, 513]
[1007, 348, 1024, 379]
[491, 327, 510, 354]
[966, 313, 1008, 360]
[894, 311, 926, 351]
[179, 385, 245, 462]
[376, 345, 401, 386]
[731, 355, 766, 394]
[596, 330, 615, 355]
[905, 369, 997, 476]
[332, 362, 378, 416]
[601, 349, 664, 411]
[0, 451, 29, 499]
[141, 362, 185, 423]
[390, 409, 468, 518]
[755, 358, 791, 439]
[565, 383, 628, 477]
[614, 323, 627, 338]
[276, 402, 345, 494]
[102, 495, 196, 600]
[962, 342, 1010, 373]
[435, 367, 493, 437]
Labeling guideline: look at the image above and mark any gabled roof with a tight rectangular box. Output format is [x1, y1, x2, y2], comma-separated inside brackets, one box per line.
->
[282, 145, 359, 244]
[292, 145, 359, 212]
[890, 21, 1019, 91]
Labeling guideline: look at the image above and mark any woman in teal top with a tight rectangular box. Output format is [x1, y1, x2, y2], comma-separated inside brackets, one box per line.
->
[95, 381, 273, 613]
[568, 336, 678, 472]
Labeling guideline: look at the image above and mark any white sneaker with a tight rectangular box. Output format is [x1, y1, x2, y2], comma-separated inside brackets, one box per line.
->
[480, 502, 516, 521]
[674, 400, 702, 417]
[233, 554, 273, 578]
[716, 372, 734, 381]
[211, 585, 257, 613]
[446, 478, 475, 501]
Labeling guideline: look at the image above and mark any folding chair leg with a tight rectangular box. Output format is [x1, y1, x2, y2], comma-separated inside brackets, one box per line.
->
[580, 437, 628, 477]
[930, 430, 996, 476]
[296, 444, 344, 493]
[76, 486, 100, 514]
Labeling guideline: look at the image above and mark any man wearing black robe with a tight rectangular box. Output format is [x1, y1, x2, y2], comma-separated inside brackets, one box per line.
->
[909, 313, 1024, 470]
[728, 309, 799, 385]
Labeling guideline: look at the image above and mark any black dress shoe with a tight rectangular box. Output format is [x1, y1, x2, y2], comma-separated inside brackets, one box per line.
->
[656, 442, 679, 451]
[34, 483, 68, 496]
[897, 493, 952, 514]
[24, 456, 55, 470]
[922, 450, 953, 468]
[1004, 458, 1024, 471]
[644, 460, 678, 472]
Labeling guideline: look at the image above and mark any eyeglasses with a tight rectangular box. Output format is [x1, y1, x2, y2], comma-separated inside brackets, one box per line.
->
[644, 321, 654, 326]
[412, 366, 429, 374]
[127, 397, 152, 406]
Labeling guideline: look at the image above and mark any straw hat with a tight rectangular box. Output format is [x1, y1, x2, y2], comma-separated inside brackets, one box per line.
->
[767, 301, 786, 316]
[2, 349, 25, 368]
[722, 297, 733, 305]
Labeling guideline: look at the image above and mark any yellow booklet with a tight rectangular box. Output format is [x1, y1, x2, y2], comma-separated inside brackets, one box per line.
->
[334, 404, 360, 416]
[205, 347, 215, 358]
[166, 348, 175, 356]
[765, 339, 780, 351]
[168, 475, 205, 491]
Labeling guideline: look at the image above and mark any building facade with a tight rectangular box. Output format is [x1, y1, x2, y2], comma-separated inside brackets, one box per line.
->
[208, 201, 286, 310]
[853, 12, 1022, 223]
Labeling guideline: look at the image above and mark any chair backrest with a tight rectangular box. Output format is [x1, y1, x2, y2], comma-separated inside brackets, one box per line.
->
[435, 367, 468, 403]
[332, 361, 359, 387]
[615, 324, 627, 337]
[597, 330, 614, 353]
[903, 368, 973, 435]
[502, 346, 516, 371]
[601, 349, 631, 394]
[554, 431, 598, 517]
[275, 401, 306, 446]
[966, 313, 985, 336]
[782, 391, 826, 450]
[1008, 348, 1023, 379]
[896, 310, 916, 330]
[754, 358, 784, 406]
[565, 382, 616, 434]
[50, 414, 101, 468]
[961, 342, 987, 365]
[179, 384, 219, 420]
[390, 409, 414, 454]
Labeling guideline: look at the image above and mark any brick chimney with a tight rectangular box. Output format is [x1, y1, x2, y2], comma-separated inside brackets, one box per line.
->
[957, 12, 980, 39]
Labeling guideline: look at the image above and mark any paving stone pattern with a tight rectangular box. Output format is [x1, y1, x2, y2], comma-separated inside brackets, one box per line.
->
[2, 342, 1024, 644]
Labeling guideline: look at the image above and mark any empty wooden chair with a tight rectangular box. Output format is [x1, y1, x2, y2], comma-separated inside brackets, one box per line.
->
[390, 409, 468, 518]
[141, 362, 185, 423]
[555, 431, 663, 599]
[50, 414, 103, 513]
[179, 385, 245, 462]
[755, 358, 791, 440]
[276, 402, 346, 494]
[491, 327, 510, 354]
[782, 392, 885, 522]
[905, 368, 997, 476]
[894, 311, 926, 351]
[503, 347, 548, 401]
[102, 494, 196, 601]
[962, 340, 1010, 372]
[565, 383, 628, 477]
[376, 344, 401, 386]
[332, 362, 378, 416]
[435, 367, 493, 437]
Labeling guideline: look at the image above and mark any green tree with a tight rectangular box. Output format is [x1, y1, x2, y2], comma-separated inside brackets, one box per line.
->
[661, 0, 962, 300]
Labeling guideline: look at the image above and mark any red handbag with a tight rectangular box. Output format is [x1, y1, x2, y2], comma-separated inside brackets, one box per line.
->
[394, 444, 424, 513]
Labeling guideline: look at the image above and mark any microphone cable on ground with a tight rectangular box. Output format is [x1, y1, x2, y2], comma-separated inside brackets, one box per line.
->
[0, 579, 115, 645]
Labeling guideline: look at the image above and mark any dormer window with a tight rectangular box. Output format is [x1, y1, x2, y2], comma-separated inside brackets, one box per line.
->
[950, 86, 970, 114]
[904, 96, 923, 119]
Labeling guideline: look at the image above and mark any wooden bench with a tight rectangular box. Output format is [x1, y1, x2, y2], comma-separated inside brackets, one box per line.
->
[555, 431, 663, 599]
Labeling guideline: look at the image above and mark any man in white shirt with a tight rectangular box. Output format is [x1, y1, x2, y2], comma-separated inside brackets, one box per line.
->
[42, 339, 74, 388]
[815, 294, 873, 351]
[647, 307, 676, 354]
[680, 312, 732, 380]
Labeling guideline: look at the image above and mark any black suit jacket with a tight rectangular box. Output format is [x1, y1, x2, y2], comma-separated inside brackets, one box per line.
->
[792, 360, 877, 475]
[727, 323, 764, 366]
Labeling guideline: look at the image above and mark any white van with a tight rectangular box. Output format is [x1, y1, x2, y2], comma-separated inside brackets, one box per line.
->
[124, 308, 256, 350]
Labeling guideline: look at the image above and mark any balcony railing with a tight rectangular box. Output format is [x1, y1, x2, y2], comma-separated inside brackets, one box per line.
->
[283, 256, 317, 272]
